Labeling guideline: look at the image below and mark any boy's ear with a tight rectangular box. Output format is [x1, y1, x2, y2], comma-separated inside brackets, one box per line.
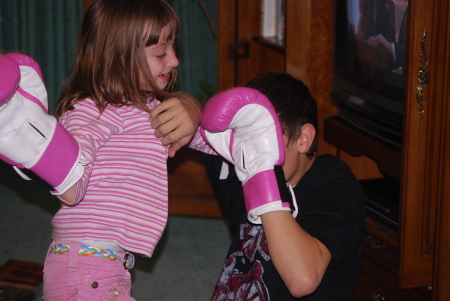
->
[297, 123, 316, 154]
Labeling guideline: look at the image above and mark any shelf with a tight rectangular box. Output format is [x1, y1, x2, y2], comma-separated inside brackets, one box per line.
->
[324, 116, 402, 180]
[365, 216, 398, 250]
[252, 35, 285, 54]
[353, 254, 432, 301]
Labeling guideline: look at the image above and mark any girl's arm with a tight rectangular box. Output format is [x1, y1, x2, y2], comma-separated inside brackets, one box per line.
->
[261, 211, 332, 298]
[150, 92, 202, 157]
[57, 100, 119, 205]
[59, 183, 78, 204]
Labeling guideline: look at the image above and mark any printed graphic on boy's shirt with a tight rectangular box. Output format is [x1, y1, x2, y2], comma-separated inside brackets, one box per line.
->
[212, 224, 270, 301]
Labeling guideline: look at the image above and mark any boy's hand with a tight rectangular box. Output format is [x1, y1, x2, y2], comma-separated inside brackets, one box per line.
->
[201, 87, 296, 224]
[151, 92, 202, 157]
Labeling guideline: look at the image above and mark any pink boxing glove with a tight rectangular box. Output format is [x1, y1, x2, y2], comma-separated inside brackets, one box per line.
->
[0, 53, 86, 195]
[5, 53, 48, 112]
[0, 55, 20, 107]
[201, 87, 297, 224]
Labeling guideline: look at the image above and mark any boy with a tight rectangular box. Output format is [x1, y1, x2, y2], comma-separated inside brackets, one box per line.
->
[201, 72, 365, 300]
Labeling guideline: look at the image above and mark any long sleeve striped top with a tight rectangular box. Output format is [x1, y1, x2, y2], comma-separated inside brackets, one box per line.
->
[52, 98, 216, 257]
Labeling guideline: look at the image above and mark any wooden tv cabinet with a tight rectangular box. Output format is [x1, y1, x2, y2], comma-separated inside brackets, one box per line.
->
[216, 0, 450, 299]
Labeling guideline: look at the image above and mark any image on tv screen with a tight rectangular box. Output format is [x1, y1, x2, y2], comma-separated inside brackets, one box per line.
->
[346, 0, 408, 88]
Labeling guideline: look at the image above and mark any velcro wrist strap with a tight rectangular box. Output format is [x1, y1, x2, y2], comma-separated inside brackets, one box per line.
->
[243, 169, 291, 224]
[50, 159, 85, 196]
[243, 169, 281, 210]
[244, 166, 298, 224]
[30, 122, 81, 188]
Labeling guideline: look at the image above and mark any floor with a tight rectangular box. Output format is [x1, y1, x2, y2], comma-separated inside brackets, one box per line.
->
[0, 162, 232, 300]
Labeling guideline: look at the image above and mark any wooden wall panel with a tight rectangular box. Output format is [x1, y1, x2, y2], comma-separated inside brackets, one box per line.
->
[217, 0, 237, 92]
[286, 0, 337, 156]
[399, 0, 436, 288]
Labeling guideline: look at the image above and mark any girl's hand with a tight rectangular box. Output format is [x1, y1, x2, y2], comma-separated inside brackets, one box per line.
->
[150, 92, 202, 157]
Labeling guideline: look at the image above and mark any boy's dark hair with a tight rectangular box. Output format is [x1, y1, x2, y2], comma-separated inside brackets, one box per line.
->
[245, 72, 318, 157]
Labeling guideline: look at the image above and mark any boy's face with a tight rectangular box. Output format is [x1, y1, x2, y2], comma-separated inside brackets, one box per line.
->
[281, 124, 315, 186]
[282, 134, 301, 186]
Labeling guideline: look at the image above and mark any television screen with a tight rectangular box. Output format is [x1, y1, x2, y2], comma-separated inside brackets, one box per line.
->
[332, 0, 409, 149]
[347, 0, 408, 89]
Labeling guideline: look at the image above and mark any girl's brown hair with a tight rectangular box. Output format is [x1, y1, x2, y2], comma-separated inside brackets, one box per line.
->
[55, 0, 180, 119]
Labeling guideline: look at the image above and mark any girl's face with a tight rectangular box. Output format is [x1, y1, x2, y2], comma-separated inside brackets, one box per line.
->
[141, 28, 179, 91]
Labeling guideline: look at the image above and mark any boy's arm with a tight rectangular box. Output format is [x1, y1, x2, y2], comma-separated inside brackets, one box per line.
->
[261, 211, 332, 298]
[200, 86, 330, 297]
[151, 92, 202, 157]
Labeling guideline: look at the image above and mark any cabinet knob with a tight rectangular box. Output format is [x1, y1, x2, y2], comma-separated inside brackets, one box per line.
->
[366, 234, 386, 249]
[228, 42, 249, 60]
[371, 288, 386, 301]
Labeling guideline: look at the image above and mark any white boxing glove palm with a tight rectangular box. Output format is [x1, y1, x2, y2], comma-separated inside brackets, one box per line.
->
[201, 87, 297, 224]
[0, 53, 86, 195]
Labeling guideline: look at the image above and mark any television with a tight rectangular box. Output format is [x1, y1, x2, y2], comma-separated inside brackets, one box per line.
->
[332, 0, 409, 150]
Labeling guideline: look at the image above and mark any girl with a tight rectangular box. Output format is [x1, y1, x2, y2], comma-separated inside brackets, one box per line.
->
[41, 0, 214, 299]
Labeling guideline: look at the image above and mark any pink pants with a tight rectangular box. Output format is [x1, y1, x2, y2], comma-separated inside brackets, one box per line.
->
[42, 241, 136, 301]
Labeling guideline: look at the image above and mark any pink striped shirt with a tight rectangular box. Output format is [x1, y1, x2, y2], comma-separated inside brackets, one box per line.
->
[53, 98, 215, 257]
